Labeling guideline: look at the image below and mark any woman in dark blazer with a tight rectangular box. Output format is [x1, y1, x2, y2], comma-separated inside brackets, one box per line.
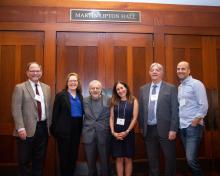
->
[50, 72, 83, 176]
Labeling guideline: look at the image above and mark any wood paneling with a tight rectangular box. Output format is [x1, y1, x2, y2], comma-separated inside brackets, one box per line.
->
[0, 32, 44, 167]
[0, 31, 44, 126]
[165, 34, 220, 159]
[0, 1, 220, 175]
[56, 32, 153, 165]
[57, 32, 153, 96]
[107, 33, 153, 96]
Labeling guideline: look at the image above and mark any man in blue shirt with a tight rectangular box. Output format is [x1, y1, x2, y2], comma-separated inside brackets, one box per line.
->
[177, 61, 208, 176]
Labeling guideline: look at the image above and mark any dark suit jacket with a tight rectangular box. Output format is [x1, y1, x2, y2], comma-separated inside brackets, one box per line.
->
[82, 95, 110, 144]
[139, 81, 179, 138]
[12, 81, 51, 137]
[50, 90, 83, 138]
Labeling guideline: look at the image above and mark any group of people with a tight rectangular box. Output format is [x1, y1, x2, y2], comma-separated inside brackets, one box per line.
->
[11, 61, 208, 176]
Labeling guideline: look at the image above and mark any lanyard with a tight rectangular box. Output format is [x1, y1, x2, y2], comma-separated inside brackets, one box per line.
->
[117, 101, 127, 118]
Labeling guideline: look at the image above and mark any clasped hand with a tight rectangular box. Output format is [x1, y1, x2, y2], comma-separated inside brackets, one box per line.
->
[113, 131, 129, 140]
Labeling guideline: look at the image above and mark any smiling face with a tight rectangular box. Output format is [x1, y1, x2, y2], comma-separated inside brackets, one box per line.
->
[26, 63, 42, 83]
[116, 83, 127, 100]
[67, 75, 78, 91]
[89, 80, 102, 100]
[149, 63, 163, 83]
[177, 61, 190, 81]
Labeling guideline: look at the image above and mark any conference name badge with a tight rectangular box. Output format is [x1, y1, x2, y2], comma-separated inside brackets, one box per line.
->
[151, 94, 157, 101]
[35, 95, 41, 102]
[116, 118, 125, 126]
[179, 99, 186, 107]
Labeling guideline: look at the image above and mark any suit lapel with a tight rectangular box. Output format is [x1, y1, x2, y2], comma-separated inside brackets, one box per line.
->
[157, 81, 164, 104]
[88, 97, 97, 119]
[145, 84, 151, 107]
[25, 81, 36, 107]
[99, 95, 107, 117]
[63, 91, 71, 112]
[40, 82, 47, 105]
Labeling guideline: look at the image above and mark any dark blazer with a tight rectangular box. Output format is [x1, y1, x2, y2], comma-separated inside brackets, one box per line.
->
[82, 95, 110, 144]
[50, 90, 83, 138]
[139, 81, 179, 138]
[12, 81, 51, 137]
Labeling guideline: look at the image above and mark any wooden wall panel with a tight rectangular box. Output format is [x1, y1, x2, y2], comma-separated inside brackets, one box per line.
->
[107, 33, 153, 95]
[113, 46, 128, 83]
[0, 46, 16, 124]
[165, 34, 220, 160]
[133, 47, 147, 97]
[56, 32, 102, 96]
[163, 11, 220, 27]
[1, 1, 220, 175]
[56, 32, 153, 166]
[0, 31, 44, 127]
[0, 32, 44, 168]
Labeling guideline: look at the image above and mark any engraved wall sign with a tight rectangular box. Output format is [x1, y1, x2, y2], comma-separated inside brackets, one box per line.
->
[70, 9, 141, 23]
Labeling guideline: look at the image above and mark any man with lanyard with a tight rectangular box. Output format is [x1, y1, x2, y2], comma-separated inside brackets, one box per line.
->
[139, 62, 179, 176]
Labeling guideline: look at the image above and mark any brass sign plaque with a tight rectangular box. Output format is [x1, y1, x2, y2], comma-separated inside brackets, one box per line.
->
[70, 9, 141, 23]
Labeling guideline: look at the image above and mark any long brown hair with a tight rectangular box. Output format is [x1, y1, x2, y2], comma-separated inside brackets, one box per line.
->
[64, 72, 82, 96]
[110, 81, 135, 107]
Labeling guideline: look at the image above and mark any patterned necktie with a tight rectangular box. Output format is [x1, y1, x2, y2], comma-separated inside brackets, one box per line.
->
[148, 85, 157, 122]
[35, 84, 42, 121]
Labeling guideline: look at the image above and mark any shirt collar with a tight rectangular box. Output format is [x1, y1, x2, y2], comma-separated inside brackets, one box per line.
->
[181, 75, 192, 85]
[28, 79, 40, 87]
[151, 81, 162, 88]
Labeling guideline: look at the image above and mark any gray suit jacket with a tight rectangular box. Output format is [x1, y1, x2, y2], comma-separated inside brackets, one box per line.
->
[12, 81, 51, 137]
[139, 81, 179, 138]
[82, 95, 110, 144]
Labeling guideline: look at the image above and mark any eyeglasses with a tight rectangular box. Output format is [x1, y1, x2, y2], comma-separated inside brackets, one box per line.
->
[29, 70, 41, 73]
[68, 80, 78, 83]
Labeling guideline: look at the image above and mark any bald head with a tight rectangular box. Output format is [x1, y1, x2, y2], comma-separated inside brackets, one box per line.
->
[178, 61, 190, 69]
[177, 61, 190, 80]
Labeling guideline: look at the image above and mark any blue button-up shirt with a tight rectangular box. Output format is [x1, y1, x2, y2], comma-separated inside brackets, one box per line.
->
[178, 76, 208, 129]
[69, 93, 83, 118]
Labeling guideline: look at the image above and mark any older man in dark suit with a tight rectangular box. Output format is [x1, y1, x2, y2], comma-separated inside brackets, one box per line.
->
[139, 62, 179, 176]
[12, 62, 51, 176]
[82, 80, 111, 176]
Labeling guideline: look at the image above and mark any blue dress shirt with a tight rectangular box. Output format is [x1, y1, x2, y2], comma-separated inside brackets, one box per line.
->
[178, 76, 208, 129]
[69, 93, 83, 118]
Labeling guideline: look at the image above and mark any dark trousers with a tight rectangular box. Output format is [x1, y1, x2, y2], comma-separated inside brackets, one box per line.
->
[84, 139, 110, 176]
[16, 121, 48, 176]
[57, 118, 82, 176]
[145, 125, 176, 176]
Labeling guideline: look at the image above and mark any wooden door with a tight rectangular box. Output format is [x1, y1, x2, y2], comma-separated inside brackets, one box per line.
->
[106, 33, 153, 97]
[0, 31, 44, 171]
[56, 32, 153, 171]
[165, 34, 220, 163]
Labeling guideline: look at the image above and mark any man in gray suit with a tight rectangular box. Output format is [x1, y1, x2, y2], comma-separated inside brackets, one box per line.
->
[12, 62, 51, 176]
[82, 80, 111, 176]
[139, 63, 179, 176]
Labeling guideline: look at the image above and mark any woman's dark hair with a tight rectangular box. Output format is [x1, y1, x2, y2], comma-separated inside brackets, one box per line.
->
[110, 81, 134, 107]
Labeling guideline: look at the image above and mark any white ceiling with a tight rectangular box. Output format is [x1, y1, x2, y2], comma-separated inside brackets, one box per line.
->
[95, 0, 220, 7]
